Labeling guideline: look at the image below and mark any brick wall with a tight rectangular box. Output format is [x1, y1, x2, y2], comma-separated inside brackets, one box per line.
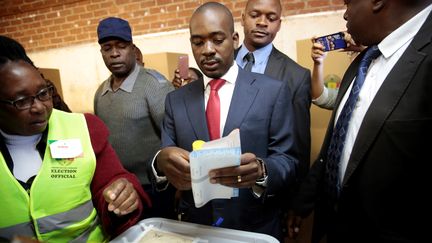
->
[0, 0, 344, 52]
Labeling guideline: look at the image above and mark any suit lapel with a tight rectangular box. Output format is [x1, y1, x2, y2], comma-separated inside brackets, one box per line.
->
[184, 79, 210, 140]
[264, 47, 285, 78]
[342, 11, 432, 185]
[223, 69, 259, 136]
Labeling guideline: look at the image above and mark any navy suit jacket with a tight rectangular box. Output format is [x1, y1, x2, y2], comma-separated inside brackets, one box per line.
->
[264, 47, 311, 181]
[160, 67, 297, 240]
[236, 46, 312, 182]
[293, 10, 432, 243]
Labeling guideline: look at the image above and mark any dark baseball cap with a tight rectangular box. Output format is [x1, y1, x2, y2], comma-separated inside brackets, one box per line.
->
[97, 17, 132, 44]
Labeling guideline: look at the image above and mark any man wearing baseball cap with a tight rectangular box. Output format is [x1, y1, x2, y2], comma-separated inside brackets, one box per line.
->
[94, 17, 175, 219]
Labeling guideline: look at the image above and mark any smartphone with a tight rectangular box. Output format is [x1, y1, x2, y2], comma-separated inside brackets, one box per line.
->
[315, 32, 347, 52]
[178, 55, 189, 79]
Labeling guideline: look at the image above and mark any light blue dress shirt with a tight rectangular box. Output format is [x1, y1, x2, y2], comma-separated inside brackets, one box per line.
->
[235, 43, 273, 74]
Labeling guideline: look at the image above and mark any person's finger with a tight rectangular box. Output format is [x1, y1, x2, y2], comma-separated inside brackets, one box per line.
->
[157, 147, 192, 190]
[173, 80, 181, 89]
[239, 152, 256, 165]
[165, 166, 191, 190]
[158, 147, 190, 174]
[104, 179, 134, 213]
[313, 49, 326, 56]
[310, 36, 317, 43]
[113, 184, 134, 207]
[163, 162, 191, 190]
[209, 161, 259, 188]
[121, 198, 140, 215]
[217, 173, 256, 188]
[313, 42, 325, 51]
[104, 178, 127, 203]
[113, 188, 138, 215]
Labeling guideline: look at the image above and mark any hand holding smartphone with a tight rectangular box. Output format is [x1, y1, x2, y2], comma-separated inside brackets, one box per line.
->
[315, 32, 347, 52]
[178, 55, 189, 79]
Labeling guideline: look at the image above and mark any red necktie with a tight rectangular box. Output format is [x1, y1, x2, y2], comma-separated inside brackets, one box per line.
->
[206, 79, 226, 140]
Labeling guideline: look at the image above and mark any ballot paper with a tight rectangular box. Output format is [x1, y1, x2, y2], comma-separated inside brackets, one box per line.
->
[189, 129, 241, 208]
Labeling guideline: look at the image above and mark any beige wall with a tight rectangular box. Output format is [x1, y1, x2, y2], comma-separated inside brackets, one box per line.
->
[296, 38, 352, 165]
[28, 10, 347, 113]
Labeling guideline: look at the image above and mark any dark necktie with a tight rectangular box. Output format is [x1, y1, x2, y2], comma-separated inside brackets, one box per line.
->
[325, 45, 381, 201]
[206, 79, 226, 140]
[243, 52, 255, 72]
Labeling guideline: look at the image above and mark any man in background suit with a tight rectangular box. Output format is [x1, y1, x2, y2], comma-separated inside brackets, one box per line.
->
[289, 0, 432, 242]
[152, 2, 298, 241]
[236, 0, 312, 182]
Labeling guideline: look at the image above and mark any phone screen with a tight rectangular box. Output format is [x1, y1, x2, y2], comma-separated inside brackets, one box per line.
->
[178, 55, 189, 79]
[315, 32, 347, 52]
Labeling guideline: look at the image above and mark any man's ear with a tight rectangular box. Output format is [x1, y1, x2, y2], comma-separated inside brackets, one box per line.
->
[276, 18, 281, 32]
[233, 31, 240, 48]
[241, 12, 245, 27]
[372, 0, 386, 12]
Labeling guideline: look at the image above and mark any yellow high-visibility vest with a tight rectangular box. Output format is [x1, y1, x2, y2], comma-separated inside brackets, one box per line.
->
[0, 109, 107, 242]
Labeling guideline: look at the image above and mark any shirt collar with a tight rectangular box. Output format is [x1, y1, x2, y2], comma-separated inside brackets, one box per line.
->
[237, 43, 273, 65]
[203, 63, 239, 90]
[100, 63, 140, 96]
[378, 4, 432, 59]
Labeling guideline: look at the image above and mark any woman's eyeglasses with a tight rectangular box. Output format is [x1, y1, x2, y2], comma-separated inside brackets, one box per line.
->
[0, 86, 54, 110]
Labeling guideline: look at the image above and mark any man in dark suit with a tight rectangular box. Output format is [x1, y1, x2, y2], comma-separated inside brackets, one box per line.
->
[236, 0, 312, 181]
[152, 2, 298, 241]
[288, 0, 432, 242]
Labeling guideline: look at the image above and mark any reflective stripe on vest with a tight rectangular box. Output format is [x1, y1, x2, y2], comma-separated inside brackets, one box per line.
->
[70, 216, 100, 243]
[0, 110, 106, 242]
[37, 200, 94, 234]
[0, 222, 34, 239]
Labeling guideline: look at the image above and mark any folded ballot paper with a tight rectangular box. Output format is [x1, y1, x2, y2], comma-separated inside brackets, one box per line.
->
[189, 129, 241, 208]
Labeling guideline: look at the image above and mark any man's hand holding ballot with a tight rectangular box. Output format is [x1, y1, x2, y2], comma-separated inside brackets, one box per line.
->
[191, 129, 266, 207]
[209, 153, 264, 188]
[155, 147, 191, 191]
[157, 129, 265, 208]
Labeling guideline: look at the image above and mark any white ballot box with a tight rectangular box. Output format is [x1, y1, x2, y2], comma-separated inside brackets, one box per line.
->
[110, 217, 278, 243]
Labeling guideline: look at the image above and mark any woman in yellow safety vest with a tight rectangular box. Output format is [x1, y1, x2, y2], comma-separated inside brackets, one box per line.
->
[0, 56, 151, 242]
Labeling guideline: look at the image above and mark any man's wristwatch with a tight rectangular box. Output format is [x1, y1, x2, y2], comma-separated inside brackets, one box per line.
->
[255, 157, 267, 185]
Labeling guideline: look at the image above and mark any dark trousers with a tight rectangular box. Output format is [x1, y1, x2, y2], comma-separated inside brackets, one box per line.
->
[142, 184, 177, 219]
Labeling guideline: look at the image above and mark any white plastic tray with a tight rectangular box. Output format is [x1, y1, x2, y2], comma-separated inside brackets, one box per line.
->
[110, 217, 278, 243]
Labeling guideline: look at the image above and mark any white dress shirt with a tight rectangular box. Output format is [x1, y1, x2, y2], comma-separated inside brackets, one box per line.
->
[203, 64, 239, 137]
[338, 4, 432, 181]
